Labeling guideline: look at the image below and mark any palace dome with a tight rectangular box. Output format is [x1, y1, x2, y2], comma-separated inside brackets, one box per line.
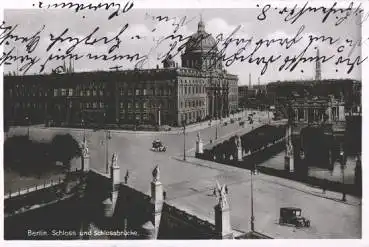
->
[185, 19, 218, 53]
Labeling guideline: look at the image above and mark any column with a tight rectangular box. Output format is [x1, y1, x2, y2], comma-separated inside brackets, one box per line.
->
[158, 108, 161, 126]
[235, 136, 242, 161]
[151, 165, 163, 239]
[328, 106, 332, 122]
[214, 184, 233, 239]
[304, 109, 307, 122]
[110, 153, 120, 206]
[81, 137, 90, 172]
[295, 109, 298, 121]
[285, 125, 294, 172]
[195, 132, 204, 156]
[212, 93, 215, 118]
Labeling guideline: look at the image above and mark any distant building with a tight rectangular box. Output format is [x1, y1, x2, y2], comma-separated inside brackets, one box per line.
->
[266, 79, 361, 110]
[4, 19, 238, 127]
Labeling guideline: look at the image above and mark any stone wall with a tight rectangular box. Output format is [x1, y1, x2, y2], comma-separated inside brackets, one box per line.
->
[159, 203, 217, 239]
[198, 125, 286, 168]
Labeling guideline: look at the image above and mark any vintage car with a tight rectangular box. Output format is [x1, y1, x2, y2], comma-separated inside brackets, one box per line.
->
[279, 207, 310, 228]
[151, 139, 167, 152]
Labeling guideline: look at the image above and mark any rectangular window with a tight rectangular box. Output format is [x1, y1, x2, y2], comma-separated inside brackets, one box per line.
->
[143, 89, 147, 95]
[54, 89, 58, 97]
[128, 102, 133, 110]
[100, 102, 104, 108]
[120, 102, 124, 109]
[135, 102, 140, 109]
[128, 89, 132, 96]
[87, 90, 91, 96]
[92, 102, 97, 108]
[120, 88, 124, 96]
[135, 89, 140, 96]
[93, 90, 97, 96]
[100, 90, 104, 96]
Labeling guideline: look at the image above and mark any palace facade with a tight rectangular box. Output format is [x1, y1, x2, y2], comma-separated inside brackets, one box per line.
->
[4, 19, 238, 127]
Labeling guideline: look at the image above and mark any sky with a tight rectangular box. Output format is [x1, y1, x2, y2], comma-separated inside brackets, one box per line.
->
[3, 7, 364, 85]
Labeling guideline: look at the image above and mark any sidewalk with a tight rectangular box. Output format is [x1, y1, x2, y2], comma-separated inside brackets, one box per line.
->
[173, 156, 361, 206]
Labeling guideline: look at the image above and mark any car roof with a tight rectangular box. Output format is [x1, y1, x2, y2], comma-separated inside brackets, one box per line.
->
[281, 207, 301, 211]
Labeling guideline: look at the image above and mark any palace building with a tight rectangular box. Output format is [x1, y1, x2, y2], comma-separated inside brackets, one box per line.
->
[4, 19, 239, 128]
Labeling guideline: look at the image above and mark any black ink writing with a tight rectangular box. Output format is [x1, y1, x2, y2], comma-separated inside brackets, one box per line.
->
[36, 1, 134, 20]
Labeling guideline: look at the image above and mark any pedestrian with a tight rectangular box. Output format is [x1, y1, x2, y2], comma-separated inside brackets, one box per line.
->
[225, 185, 228, 194]
[213, 188, 217, 196]
[163, 191, 167, 200]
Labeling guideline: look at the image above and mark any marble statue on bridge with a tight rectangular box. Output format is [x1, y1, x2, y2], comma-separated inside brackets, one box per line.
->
[197, 132, 201, 142]
[111, 152, 118, 167]
[153, 165, 160, 182]
[81, 137, 89, 157]
[216, 180, 228, 209]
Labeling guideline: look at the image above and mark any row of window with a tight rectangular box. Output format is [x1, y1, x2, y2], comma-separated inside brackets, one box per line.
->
[8, 88, 49, 97]
[119, 88, 173, 97]
[13, 102, 47, 109]
[181, 110, 205, 122]
[180, 100, 205, 109]
[120, 113, 150, 121]
[183, 58, 222, 70]
[180, 85, 206, 95]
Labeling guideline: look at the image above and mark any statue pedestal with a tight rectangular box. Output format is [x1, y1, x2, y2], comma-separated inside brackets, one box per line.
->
[284, 155, 294, 173]
[151, 180, 163, 239]
[214, 204, 233, 239]
[196, 140, 203, 154]
[82, 154, 90, 172]
[237, 147, 243, 161]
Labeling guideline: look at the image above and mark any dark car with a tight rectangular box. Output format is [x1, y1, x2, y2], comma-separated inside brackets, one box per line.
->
[151, 139, 167, 152]
[279, 207, 310, 228]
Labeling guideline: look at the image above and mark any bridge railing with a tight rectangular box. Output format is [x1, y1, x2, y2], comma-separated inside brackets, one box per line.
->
[4, 168, 80, 200]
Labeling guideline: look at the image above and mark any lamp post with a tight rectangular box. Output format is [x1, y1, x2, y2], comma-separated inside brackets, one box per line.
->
[103, 112, 112, 174]
[25, 116, 30, 138]
[105, 130, 112, 174]
[81, 119, 85, 140]
[215, 115, 218, 140]
[182, 119, 186, 161]
[250, 164, 257, 232]
[339, 144, 346, 202]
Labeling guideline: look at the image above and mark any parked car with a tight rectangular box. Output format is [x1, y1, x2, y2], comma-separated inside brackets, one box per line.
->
[279, 207, 310, 228]
[151, 139, 167, 152]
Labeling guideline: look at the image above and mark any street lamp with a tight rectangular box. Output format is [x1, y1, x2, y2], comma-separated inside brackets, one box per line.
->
[250, 164, 258, 232]
[105, 130, 112, 174]
[182, 119, 186, 161]
[339, 144, 346, 202]
[25, 116, 30, 138]
[81, 118, 86, 140]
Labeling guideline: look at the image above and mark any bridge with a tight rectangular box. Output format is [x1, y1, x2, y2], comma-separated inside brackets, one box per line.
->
[4, 113, 361, 239]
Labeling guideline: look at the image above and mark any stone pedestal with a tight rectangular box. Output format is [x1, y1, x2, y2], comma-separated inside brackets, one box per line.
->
[151, 180, 163, 239]
[111, 164, 120, 192]
[237, 147, 243, 161]
[214, 204, 233, 239]
[284, 155, 294, 172]
[103, 197, 114, 218]
[82, 154, 90, 172]
[196, 140, 204, 154]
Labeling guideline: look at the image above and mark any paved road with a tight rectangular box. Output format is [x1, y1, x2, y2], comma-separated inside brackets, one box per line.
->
[6, 110, 361, 238]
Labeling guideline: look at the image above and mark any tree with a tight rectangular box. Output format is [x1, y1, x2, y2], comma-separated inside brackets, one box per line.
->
[50, 134, 81, 171]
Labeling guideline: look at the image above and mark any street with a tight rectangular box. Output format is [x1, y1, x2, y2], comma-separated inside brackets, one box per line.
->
[5, 110, 361, 238]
